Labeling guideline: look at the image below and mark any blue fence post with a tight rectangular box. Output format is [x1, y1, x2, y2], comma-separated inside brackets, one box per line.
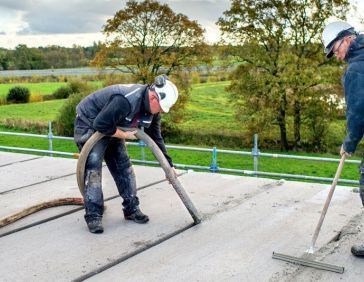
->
[48, 121, 53, 157]
[251, 134, 259, 176]
[139, 127, 145, 161]
[210, 146, 219, 173]
[139, 139, 145, 161]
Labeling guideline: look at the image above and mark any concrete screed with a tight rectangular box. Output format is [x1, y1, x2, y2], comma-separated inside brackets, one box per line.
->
[0, 152, 364, 281]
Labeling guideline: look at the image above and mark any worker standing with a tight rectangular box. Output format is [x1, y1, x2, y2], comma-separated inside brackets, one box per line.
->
[322, 21, 364, 256]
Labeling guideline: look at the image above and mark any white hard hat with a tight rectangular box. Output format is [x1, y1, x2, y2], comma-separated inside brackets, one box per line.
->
[155, 80, 178, 113]
[322, 21, 355, 58]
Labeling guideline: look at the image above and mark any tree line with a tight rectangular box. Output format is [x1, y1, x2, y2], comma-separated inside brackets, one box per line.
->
[0, 43, 101, 70]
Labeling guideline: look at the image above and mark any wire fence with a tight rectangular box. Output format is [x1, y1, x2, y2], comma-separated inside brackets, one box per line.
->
[0, 122, 360, 185]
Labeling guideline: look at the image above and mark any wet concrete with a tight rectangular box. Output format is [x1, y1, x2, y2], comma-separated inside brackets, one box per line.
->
[270, 211, 364, 282]
[0, 152, 363, 281]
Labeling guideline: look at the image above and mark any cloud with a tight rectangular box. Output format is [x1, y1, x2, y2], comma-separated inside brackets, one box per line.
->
[0, 0, 231, 48]
[8, 0, 126, 35]
[161, 0, 230, 22]
[5, 0, 230, 35]
[0, 0, 29, 11]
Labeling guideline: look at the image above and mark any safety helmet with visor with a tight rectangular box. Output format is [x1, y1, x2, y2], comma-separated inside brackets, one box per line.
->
[322, 21, 356, 58]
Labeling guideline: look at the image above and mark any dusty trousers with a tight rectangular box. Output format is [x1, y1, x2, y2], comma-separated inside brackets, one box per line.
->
[74, 117, 139, 222]
[359, 159, 364, 206]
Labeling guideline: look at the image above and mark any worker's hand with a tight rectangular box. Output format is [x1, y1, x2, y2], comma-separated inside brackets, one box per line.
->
[113, 129, 137, 140]
[166, 167, 178, 184]
[123, 130, 138, 140]
[340, 144, 351, 157]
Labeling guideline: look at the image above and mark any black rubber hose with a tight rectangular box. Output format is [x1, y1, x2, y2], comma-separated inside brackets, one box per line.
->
[76, 128, 202, 224]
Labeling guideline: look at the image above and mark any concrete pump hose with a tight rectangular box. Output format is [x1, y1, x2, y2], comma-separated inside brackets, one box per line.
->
[76, 128, 202, 225]
[0, 198, 84, 228]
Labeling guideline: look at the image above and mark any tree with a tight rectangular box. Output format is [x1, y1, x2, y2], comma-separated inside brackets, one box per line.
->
[0, 48, 10, 70]
[13, 44, 47, 70]
[92, 0, 210, 123]
[218, 0, 349, 150]
[93, 0, 209, 83]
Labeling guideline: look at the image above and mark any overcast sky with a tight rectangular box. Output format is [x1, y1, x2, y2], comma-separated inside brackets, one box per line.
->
[0, 0, 363, 49]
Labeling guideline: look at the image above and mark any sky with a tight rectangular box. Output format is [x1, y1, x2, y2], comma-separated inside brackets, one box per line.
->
[0, 0, 363, 49]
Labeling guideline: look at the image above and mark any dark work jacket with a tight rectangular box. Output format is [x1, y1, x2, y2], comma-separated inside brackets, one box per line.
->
[342, 34, 364, 153]
[76, 84, 173, 167]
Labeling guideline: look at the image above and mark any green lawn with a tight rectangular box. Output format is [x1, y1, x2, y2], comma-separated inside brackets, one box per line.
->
[0, 82, 67, 97]
[0, 81, 103, 97]
[180, 81, 239, 133]
[0, 99, 65, 122]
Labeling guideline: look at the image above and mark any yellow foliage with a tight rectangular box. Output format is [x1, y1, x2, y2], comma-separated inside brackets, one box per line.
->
[29, 93, 44, 103]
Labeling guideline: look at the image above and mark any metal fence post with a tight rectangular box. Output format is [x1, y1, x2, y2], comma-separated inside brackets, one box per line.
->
[210, 146, 219, 173]
[252, 134, 260, 176]
[139, 127, 145, 161]
[48, 121, 53, 157]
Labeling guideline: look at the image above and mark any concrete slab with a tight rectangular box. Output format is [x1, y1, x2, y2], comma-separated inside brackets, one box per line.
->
[0, 183, 192, 281]
[0, 166, 170, 235]
[1, 152, 363, 282]
[270, 211, 364, 282]
[0, 156, 78, 194]
[88, 179, 361, 282]
[0, 168, 276, 281]
[0, 151, 40, 166]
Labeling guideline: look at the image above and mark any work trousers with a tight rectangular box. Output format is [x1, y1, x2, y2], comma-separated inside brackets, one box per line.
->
[359, 159, 364, 206]
[74, 117, 139, 222]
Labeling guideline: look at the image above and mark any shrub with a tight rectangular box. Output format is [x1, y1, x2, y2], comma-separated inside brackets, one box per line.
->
[53, 86, 73, 99]
[102, 74, 133, 87]
[54, 82, 97, 136]
[29, 93, 44, 103]
[68, 80, 93, 93]
[54, 92, 87, 136]
[190, 72, 200, 84]
[6, 86, 30, 103]
[52, 80, 91, 100]
[199, 75, 208, 83]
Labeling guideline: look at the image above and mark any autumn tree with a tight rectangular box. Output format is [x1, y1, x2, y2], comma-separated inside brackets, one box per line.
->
[218, 0, 349, 150]
[92, 0, 209, 82]
[92, 0, 210, 123]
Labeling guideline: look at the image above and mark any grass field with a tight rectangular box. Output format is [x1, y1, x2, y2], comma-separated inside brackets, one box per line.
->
[0, 82, 67, 97]
[0, 80, 362, 184]
[180, 81, 240, 133]
[0, 99, 65, 122]
[0, 81, 103, 97]
[0, 81, 234, 128]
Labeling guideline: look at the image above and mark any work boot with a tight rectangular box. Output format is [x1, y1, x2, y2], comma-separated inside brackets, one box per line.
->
[123, 208, 149, 224]
[87, 218, 104, 234]
[351, 245, 364, 257]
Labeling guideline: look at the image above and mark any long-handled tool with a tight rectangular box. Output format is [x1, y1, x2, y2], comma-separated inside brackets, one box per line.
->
[272, 154, 346, 273]
[77, 128, 202, 225]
